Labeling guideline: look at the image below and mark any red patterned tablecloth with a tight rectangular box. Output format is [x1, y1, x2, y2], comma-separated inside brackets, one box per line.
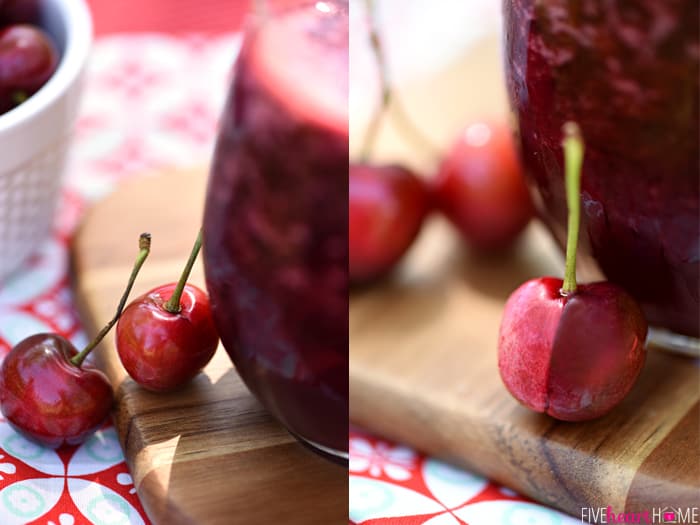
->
[349, 428, 578, 525]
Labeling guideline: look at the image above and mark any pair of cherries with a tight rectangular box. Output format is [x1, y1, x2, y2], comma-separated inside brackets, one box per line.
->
[349, 118, 533, 284]
[350, 0, 532, 285]
[0, 232, 219, 448]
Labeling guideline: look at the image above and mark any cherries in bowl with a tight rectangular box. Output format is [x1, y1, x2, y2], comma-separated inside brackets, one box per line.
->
[0, 0, 92, 281]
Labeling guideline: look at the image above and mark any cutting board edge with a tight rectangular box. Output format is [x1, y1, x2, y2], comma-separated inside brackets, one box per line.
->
[349, 368, 700, 516]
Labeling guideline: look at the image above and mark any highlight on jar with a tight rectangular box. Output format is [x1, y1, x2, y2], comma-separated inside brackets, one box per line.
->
[348, 0, 699, 524]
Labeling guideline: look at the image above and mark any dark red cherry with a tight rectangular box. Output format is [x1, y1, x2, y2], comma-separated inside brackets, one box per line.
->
[349, 163, 429, 284]
[116, 283, 219, 392]
[0, 334, 113, 448]
[433, 120, 533, 251]
[0, 24, 57, 111]
[0, 234, 152, 447]
[116, 231, 219, 391]
[498, 124, 647, 421]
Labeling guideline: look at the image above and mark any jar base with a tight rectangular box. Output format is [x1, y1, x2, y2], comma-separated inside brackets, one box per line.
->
[648, 327, 700, 359]
[292, 433, 348, 466]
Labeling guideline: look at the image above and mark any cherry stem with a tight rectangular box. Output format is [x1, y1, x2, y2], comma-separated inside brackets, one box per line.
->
[163, 229, 202, 314]
[360, 0, 388, 161]
[561, 122, 585, 294]
[12, 91, 28, 105]
[360, 0, 438, 161]
[71, 233, 151, 368]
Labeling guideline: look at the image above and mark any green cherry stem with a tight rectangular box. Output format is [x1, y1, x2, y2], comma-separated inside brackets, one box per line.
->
[71, 233, 151, 367]
[360, 0, 389, 161]
[12, 90, 28, 105]
[561, 122, 585, 295]
[163, 229, 202, 314]
[360, 0, 439, 161]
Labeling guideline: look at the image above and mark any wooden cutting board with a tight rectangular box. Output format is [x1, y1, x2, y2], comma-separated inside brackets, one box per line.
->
[349, 216, 700, 516]
[71, 170, 347, 525]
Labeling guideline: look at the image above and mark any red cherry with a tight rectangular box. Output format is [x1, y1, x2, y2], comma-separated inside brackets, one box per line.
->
[498, 123, 648, 421]
[116, 231, 219, 391]
[498, 277, 647, 421]
[0, 24, 57, 111]
[349, 163, 429, 284]
[433, 120, 533, 251]
[0, 334, 113, 448]
[116, 283, 219, 392]
[0, 234, 152, 447]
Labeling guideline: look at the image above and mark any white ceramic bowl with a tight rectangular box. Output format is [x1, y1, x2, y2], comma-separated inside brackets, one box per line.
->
[0, 0, 92, 280]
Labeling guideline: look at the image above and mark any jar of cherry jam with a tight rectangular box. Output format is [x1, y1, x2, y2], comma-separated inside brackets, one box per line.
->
[202, 0, 348, 460]
[504, 0, 699, 343]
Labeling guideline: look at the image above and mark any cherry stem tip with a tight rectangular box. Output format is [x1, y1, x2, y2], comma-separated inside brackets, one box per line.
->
[70, 233, 152, 367]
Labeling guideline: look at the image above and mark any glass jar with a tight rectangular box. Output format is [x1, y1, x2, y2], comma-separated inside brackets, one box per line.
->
[503, 0, 699, 341]
[202, 0, 348, 460]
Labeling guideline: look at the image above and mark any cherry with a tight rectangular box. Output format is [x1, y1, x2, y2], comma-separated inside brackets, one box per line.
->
[0, 234, 152, 447]
[350, 6, 431, 284]
[116, 231, 219, 392]
[0, 24, 57, 113]
[0, 335, 113, 448]
[349, 163, 429, 284]
[497, 123, 647, 421]
[433, 120, 534, 251]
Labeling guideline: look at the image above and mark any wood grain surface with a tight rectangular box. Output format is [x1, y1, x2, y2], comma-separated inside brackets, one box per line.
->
[71, 170, 347, 525]
[349, 216, 700, 516]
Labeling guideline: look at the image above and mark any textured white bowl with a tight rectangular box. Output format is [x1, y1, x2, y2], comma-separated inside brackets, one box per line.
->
[0, 0, 92, 280]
